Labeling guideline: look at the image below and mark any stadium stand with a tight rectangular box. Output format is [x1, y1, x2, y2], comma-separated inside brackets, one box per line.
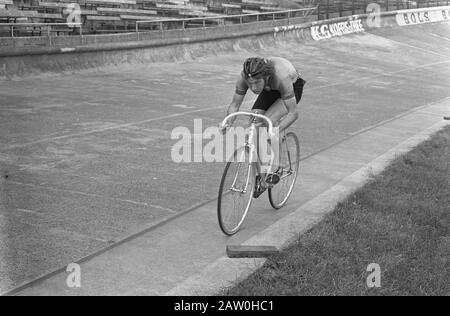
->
[316, 0, 428, 19]
[0, 0, 14, 9]
[0, 0, 288, 34]
[1, 0, 446, 37]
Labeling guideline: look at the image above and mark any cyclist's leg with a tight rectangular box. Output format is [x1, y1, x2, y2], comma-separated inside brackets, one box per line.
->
[265, 98, 287, 124]
[265, 76, 305, 124]
[251, 91, 279, 196]
[252, 90, 280, 169]
[249, 108, 268, 197]
[264, 79, 305, 178]
[250, 89, 279, 124]
[264, 98, 287, 178]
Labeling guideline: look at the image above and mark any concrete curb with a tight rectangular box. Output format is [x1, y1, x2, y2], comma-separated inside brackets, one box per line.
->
[166, 119, 450, 296]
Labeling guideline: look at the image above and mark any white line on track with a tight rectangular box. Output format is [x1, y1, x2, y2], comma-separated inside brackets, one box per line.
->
[309, 59, 450, 90]
[381, 35, 450, 59]
[417, 110, 450, 117]
[5, 180, 176, 213]
[347, 96, 450, 136]
[429, 32, 450, 42]
[15, 208, 43, 216]
[2, 107, 224, 151]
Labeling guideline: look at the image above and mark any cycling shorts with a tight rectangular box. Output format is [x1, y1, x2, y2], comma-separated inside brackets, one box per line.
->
[251, 77, 306, 111]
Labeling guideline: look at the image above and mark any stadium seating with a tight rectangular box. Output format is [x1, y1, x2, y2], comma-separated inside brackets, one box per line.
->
[6, 0, 438, 36]
[0, 0, 14, 10]
[316, 0, 426, 19]
[0, 0, 297, 35]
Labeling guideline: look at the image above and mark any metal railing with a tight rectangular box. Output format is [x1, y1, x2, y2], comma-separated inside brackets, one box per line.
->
[0, 22, 82, 38]
[135, 7, 319, 34]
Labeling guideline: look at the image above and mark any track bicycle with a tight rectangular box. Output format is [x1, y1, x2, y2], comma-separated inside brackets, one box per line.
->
[217, 111, 300, 236]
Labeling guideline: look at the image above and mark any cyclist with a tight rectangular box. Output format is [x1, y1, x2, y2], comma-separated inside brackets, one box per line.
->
[224, 56, 306, 198]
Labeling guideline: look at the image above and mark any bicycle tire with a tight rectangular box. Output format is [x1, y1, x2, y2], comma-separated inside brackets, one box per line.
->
[217, 147, 255, 236]
[268, 132, 300, 209]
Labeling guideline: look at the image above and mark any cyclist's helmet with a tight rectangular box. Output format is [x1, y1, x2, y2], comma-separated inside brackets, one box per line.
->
[243, 57, 271, 80]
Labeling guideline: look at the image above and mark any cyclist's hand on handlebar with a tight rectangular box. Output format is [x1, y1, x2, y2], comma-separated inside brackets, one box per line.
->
[221, 115, 236, 134]
[220, 123, 231, 135]
[228, 116, 237, 125]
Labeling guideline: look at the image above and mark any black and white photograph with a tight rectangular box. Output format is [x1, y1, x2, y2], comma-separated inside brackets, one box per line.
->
[0, 0, 449, 300]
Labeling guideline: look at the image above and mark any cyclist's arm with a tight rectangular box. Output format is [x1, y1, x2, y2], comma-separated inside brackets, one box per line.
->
[277, 80, 299, 132]
[227, 92, 245, 116]
[226, 75, 248, 123]
[278, 96, 298, 132]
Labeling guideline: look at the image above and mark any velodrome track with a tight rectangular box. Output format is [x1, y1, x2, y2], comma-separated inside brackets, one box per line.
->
[0, 21, 449, 295]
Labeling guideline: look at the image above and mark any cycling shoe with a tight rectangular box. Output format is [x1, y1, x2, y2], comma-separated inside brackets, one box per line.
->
[253, 175, 267, 198]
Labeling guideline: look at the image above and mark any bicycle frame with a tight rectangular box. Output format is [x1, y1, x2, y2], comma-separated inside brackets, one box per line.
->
[221, 112, 277, 188]
[226, 118, 260, 195]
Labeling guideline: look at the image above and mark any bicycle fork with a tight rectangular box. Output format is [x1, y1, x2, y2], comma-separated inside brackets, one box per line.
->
[229, 123, 258, 194]
[229, 145, 255, 194]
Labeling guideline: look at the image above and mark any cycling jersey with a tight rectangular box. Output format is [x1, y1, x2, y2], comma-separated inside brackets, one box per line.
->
[235, 57, 305, 111]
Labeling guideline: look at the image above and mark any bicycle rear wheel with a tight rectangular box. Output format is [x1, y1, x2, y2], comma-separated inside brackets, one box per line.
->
[268, 132, 300, 209]
[217, 147, 255, 236]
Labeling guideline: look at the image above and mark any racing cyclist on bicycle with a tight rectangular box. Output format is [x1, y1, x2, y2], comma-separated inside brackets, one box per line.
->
[224, 56, 306, 198]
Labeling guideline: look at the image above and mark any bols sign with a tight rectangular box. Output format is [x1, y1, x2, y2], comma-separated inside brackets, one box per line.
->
[396, 8, 450, 25]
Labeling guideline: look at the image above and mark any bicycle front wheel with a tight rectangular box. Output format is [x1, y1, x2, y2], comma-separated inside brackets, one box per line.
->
[269, 132, 300, 209]
[217, 147, 255, 236]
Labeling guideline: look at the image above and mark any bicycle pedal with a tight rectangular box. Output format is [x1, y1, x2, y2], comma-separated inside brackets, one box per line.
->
[265, 174, 280, 185]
